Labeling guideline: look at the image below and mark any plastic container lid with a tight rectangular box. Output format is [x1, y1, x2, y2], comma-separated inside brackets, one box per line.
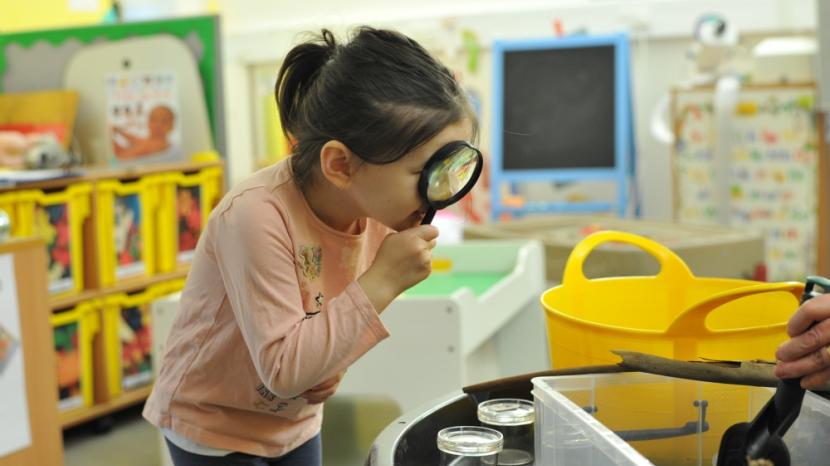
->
[436, 426, 504, 456]
[477, 398, 535, 426]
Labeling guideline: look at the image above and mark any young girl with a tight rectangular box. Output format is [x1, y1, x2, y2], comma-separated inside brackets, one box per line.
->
[143, 26, 479, 465]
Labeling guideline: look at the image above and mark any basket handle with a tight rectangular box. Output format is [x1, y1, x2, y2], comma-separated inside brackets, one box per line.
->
[562, 230, 695, 286]
[664, 282, 804, 337]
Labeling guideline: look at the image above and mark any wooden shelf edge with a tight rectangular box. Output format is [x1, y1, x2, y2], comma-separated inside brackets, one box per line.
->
[100, 268, 190, 296]
[50, 268, 189, 310]
[0, 159, 224, 193]
[49, 289, 102, 311]
[60, 384, 154, 429]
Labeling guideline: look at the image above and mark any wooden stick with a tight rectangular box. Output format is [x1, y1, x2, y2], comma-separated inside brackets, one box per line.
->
[613, 350, 830, 393]
[464, 350, 830, 407]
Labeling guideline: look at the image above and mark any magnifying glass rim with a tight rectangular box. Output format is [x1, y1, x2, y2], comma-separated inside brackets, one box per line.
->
[417, 140, 484, 209]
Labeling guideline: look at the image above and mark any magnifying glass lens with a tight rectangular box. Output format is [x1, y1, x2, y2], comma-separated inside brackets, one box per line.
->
[426, 147, 480, 202]
[418, 141, 483, 225]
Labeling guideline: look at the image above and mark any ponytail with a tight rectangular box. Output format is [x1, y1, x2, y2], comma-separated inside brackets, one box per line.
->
[275, 29, 337, 137]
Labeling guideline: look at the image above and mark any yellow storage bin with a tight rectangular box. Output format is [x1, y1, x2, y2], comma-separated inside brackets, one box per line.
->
[101, 279, 185, 399]
[156, 165, 222, 272]
[95, 176, 162, 286]
[15, 183, 92, 295]
[541, 230, 803, 461]
[51, 301, 99, 412]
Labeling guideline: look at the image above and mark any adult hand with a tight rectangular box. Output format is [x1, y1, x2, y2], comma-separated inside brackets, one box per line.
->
[774, 293, 830, 389]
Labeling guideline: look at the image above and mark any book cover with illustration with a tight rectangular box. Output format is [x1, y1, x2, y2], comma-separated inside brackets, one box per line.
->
[106, 71, 182, 164]
[120, 305, 153, 390]
[114, 194, 146, 279]
[34, 203, 76, 294]
[176, 185, 202, 262]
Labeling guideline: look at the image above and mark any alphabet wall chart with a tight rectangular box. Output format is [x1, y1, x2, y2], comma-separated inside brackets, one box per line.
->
[673, 85, 819, 281]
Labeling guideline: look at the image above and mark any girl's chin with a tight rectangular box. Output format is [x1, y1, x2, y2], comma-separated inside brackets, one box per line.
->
[392, 210, 425, 231]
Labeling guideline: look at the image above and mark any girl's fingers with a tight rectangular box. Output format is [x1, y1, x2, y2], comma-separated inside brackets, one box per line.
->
[310, 379, 336, 391]
[301, 386, 336, 404]
[307, 371, 345, 392]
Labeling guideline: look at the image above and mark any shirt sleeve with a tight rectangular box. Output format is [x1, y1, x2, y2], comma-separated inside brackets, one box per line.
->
[212, 187, 389, 399]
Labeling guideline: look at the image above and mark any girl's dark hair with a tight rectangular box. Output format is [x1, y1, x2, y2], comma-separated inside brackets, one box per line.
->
[276, 27, 478, 187]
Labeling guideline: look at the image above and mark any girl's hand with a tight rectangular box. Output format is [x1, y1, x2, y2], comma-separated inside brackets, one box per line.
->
[774, 293, 830, 389]
[300, 371, 345, 404]
[358, 224, 439, 313]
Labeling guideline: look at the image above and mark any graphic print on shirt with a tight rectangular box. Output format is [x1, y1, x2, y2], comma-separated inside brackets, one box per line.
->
[297, 245, 323, 320]
[253, 383, 306, 418]
[302, 291, 325, 320]
[297, 245, 322, 281]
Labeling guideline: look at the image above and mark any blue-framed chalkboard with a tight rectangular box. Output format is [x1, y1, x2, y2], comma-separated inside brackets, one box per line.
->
[491, 33, 635, 218]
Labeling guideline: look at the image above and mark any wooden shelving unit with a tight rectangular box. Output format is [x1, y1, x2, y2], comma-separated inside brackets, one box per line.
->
[0, 160, 223, 435]
[60, 384, 154, 429]
[53, 269, 190, 430]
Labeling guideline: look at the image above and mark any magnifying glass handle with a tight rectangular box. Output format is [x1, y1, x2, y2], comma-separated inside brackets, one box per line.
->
[421, 208, 436, 225]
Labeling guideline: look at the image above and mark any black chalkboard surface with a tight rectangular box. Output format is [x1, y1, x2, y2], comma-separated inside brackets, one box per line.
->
[502, 45, 615, 171]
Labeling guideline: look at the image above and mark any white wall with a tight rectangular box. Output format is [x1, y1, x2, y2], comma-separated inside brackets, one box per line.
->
[123, 0, 818, 220]
[819, 0, 830, 113]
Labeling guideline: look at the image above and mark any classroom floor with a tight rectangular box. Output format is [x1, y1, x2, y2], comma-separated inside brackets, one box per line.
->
[63, 405, 161, 466]
[63, 395, 402, 466]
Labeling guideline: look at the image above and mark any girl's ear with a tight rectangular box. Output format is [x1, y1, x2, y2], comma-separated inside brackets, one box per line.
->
[319, 140, 359, 189]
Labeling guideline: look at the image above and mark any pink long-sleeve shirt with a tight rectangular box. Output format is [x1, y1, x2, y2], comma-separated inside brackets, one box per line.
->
[143, 159, 391, 457]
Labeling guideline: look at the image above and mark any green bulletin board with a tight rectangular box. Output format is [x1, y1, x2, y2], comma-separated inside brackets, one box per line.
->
[0, 15, 225, 156]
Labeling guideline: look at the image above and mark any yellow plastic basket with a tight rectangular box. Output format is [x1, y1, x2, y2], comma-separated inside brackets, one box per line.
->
[155, 165, 222, 272]
[542, 230, 803, 366]
[101, 279, 185, 399]
[15, 183, 92, 296]
[541, 231, 804, 461]
[51, 301, 99, 412]
[95, 176, 162, 286]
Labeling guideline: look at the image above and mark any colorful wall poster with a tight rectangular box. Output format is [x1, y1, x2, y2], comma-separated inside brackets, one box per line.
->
[673, 87, 818, 281]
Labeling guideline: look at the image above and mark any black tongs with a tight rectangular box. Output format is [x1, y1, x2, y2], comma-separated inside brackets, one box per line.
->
[717, 276, 830, 466]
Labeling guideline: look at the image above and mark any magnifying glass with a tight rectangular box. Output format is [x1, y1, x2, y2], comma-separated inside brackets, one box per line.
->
[418, 141, 484, 225]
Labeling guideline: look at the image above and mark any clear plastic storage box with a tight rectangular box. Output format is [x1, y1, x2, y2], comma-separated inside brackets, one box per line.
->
[532, 372, 830, 466]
